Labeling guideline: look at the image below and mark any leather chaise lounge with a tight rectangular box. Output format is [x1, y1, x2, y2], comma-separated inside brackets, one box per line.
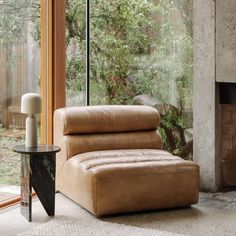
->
[54, 105, 199, 217]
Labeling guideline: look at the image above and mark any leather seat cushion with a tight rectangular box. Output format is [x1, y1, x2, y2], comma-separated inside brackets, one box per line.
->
[56, 149, 199, 217]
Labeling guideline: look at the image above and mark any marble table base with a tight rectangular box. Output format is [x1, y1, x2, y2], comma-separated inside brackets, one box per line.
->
[21, 153, 56, 222]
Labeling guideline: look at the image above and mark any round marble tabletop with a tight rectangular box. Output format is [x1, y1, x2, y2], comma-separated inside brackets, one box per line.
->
[13, 144, 61, 154]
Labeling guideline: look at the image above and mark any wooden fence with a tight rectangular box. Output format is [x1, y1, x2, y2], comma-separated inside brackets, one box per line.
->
[0, 41, 40, 129]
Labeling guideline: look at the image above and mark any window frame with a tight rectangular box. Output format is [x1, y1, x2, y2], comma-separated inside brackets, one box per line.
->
[0, 0, 65, 208]
[41, 0, 66, 144]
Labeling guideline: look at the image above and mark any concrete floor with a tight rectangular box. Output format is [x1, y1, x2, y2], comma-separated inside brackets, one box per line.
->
[1, 192, 236, 236]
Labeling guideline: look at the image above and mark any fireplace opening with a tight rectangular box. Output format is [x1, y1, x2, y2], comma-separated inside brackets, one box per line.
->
[220, 83, 236, 104]
[219, 83, 236, 188]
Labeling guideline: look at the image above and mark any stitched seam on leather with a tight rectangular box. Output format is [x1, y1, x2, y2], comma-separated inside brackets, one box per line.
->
[95, 175, 98, 215]
[93, 171, 198, 178]
[82, 157, 176, 164]
[79, 154, 171, 162]
[78, 152, 172, 164]
[84, 159, 182, 170]
[79, 155, 174, 162]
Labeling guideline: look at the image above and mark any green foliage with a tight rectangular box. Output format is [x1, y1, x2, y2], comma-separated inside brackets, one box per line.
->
[0, 0, 193, 109]
[158, 107, 193, 160]
[74, 0, 157, 104]
[29, 0, 193, 114]
[0, 0, 37, 70]
[0, 136, 23, 185]
[30, 1, 41, 47]
[158, 127, 168, 150]
[0, 1, 196, 163]
[29, 0, 157, 104]
[152, 0, 192, 105]
[161, 111, 184, 130]
[0, 0, 33, 46]
[1, 0, 193, 146]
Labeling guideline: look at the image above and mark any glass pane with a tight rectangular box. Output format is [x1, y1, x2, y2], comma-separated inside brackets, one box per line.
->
[64, 0, 193, 159]
[0, 0, 41, 199]
[89, 0, 193, 158]
[65, 0, 86, 107]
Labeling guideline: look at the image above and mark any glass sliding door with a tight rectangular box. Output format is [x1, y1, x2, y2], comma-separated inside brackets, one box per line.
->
[64, 0, 193, 113]
[0, 0, 42, 203]
[88, 0, 193, 159]
[88, 0, 193, 109]
[89, 0, 159, 105]
[64, 0, 193, 159]
[65, 0, 86, 107]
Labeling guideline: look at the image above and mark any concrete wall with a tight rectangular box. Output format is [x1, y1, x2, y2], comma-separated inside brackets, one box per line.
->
[216, 0, 236, 83]
[193, 0, 219, 191]
[194, 0, 236, 191]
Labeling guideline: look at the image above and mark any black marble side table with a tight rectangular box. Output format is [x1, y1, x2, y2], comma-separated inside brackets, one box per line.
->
[13, 144, 61, 222]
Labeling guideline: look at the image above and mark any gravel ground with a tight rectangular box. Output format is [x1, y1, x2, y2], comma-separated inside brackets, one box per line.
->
[0, 136, 24, 186]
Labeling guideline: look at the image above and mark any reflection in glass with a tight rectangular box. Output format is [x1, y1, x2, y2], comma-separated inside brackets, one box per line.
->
[66, 0, 86, 106]
[64, 0, 193, 159]
[0, 1, 41, 188]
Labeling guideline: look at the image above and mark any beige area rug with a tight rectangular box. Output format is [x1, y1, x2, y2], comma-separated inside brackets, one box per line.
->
[17, 215, 184, 236]
[14, 192, 236, 236]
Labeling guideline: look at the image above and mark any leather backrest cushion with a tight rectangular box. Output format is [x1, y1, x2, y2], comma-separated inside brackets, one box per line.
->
[54, 105, 160, 135]
[63, 131, 163, 159]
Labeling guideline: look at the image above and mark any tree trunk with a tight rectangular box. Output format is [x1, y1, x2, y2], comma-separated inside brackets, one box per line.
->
[2, 44, 13, 129]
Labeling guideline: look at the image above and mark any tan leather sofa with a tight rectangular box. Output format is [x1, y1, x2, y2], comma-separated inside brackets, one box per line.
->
[54, 105, 199, 217]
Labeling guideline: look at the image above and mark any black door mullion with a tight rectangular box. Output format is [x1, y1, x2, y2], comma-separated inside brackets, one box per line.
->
[86, 0, 90, 106]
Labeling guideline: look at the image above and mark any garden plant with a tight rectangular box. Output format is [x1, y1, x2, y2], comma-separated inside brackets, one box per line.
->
[0, 0, 193, 185]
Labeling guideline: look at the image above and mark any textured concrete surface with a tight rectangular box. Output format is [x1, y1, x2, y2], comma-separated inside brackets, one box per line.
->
[216, 0, 236, 83]
[198, 191, 236, 210]
[1, 193, 236, 236]
[193, 0, 219, 191]
[194, 0, 236, 191]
